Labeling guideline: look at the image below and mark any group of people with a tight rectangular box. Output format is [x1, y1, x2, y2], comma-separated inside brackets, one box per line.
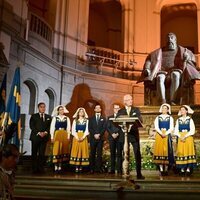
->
[28, 94, 197, 179]
[154, 103, 196, 176]
[29, 94, 145, 179]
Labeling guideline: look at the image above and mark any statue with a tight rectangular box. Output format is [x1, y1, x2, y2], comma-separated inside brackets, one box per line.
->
[138, 33, 200, 105]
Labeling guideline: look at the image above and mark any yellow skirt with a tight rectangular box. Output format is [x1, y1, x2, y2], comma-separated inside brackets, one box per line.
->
[69, 131, 89, 166]
[153, 132, 169, 164]
[176, 132, 196, 167]
[52, 130, 70, 163]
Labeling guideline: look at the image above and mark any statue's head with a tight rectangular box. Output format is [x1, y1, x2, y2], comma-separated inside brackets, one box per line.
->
[166, 32, 177, 50]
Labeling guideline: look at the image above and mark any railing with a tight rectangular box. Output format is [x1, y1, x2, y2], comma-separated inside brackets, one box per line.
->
[86, 46, 122, 65]
[29, 12, 53, 44]
[86, 46, 136, 75]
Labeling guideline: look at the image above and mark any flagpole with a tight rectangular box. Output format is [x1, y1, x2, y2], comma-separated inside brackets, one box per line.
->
[0, 111, 8, 146]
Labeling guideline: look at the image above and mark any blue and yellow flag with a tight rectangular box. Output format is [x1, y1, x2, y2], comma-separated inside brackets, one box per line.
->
[6, 67, 21, 145]
[0, 73, 6, 115]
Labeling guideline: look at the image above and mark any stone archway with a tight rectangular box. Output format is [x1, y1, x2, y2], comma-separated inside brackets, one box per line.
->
[154, 0, 200, 55]
[23, 79, 38, 115]
[161, 3, 198, 53]
[45, 88, 56, 115]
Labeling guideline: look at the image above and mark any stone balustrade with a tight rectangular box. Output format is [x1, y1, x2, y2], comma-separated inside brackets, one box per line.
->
[86, 46, 138, 79]
[29, 12, 53, 44]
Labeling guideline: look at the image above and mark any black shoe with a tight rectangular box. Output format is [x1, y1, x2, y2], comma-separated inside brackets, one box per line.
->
[137, 175, 145, 180]
[108, 170, 115, 174]
[90, 170, 94, 174]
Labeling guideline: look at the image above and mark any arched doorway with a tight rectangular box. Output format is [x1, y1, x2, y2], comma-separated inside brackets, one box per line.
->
[88, 0, 122, 51]
[161, 3, 198, 53]
[45, 88, 56, 115]
[23, 79, 37, 115]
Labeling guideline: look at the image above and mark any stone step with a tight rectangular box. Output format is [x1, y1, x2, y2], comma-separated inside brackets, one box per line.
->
[14, 175, 200, 199]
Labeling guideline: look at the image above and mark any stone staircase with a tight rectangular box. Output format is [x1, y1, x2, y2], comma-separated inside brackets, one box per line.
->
[14, 172, 200, 200]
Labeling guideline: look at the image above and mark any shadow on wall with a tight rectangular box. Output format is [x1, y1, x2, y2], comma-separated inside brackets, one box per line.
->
[65, 83, 106, 120]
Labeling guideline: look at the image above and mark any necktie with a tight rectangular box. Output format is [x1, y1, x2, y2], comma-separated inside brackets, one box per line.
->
[40, 113, 44, 122]
[96, 114, 100, 124]
[127, 107, 131, 116]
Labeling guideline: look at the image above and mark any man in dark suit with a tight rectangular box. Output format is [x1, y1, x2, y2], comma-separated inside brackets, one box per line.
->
[29, 102, 51, 173]
[89, 104, 106, 173]
[117, 94, 145, 179]
[107, 104, 124, 174]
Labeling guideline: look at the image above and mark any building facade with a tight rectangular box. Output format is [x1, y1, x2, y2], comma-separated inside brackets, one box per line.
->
[1, 0, 200, 154]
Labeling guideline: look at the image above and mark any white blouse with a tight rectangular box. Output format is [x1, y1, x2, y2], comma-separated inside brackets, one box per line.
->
[174, 116, 195, 138]
[154, 114, 174, 136]
[50, 115, 71, 139]
[71, 118, 89, 140]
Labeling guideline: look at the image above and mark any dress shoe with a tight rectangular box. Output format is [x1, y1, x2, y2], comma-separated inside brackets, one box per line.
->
[108, 170, 115, 174]
[137, 175, 145, 180]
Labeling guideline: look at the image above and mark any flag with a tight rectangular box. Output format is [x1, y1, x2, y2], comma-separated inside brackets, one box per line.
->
[6, 67, 21, 146]
[0, 73, 6, 115]
[0, 73, 6, 146]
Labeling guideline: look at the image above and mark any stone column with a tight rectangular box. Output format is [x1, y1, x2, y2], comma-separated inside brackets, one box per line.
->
[121, 0, 134, 54]
[120, 0, 135, 79]
[52, 0, 61, 61]
[58, 0, 67, 63]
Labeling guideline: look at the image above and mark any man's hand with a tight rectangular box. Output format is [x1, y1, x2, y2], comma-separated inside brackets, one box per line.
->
[38, 132, 46, 138]
[112, 133, 119, 139]
[94, 134, 100, 140]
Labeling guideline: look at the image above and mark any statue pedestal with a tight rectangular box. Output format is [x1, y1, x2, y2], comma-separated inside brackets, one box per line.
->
[110, 116, 142, 190]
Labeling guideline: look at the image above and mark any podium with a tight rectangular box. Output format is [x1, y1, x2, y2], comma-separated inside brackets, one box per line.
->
[109, 116, 142, 190]
[110, 115, 142, 177]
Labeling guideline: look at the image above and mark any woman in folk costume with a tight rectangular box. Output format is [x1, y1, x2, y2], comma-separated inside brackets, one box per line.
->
[70, 108, 89, 172]
[174, 105, 196, 176]
[50, 105, 71, 172]
[153, 103, 174, 176]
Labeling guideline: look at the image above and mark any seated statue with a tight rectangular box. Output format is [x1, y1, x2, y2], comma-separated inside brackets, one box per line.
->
[138, 32, 200, 105]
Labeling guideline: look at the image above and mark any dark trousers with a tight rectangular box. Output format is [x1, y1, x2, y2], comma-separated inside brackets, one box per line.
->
[31, 137, 47, 172]
[109, 139, 123, 172]
[90, 140, 103, 171]
[130, 141, 142, 176]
